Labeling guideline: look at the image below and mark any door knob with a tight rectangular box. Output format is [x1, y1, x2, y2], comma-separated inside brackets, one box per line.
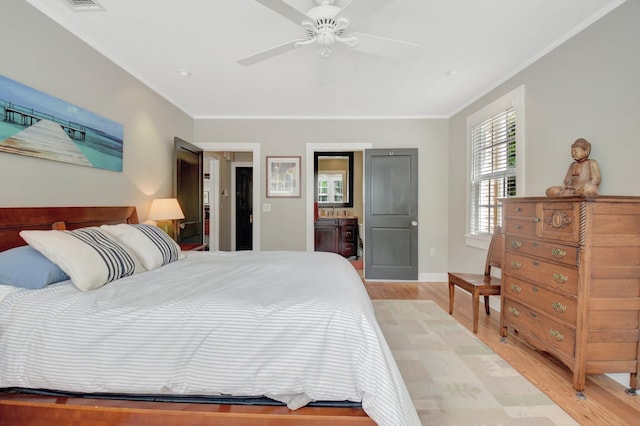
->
[411, 221, 418, 226]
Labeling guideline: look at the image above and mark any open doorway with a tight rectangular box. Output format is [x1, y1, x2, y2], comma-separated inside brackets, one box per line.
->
[196, 143, 261, 251]
[305, 143, 372, 258]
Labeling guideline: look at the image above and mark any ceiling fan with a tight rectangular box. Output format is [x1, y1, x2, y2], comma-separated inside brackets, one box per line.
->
[238, 0, 421, 66]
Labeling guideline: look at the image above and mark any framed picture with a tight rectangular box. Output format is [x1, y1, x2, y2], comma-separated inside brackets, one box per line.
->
[203, 191, 209, 204]
[0, 74, 124, 172]
[266, 156, 301, 198]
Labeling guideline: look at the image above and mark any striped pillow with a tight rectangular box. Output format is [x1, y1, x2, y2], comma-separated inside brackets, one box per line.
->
[100, 224, 184, 271]
[19, 227, 142, 291]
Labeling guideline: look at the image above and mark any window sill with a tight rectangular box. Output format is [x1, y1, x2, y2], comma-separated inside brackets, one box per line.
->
[465, 234, 491, 250]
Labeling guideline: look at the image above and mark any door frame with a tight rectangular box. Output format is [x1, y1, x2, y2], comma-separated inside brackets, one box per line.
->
[305, 142, 372, 252]
[195, 143, 260, 251]
[206, 157, 220, 251]
[231, 161, 253, 250]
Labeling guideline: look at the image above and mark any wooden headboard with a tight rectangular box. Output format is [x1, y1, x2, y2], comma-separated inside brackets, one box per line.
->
[0, 206, 139, 252]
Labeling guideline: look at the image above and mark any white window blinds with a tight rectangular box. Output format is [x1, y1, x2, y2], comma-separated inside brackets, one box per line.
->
[469, 107, 517, 235]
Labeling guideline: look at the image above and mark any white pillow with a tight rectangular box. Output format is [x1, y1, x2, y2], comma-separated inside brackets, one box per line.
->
[19, 227, 143, 291]
[100, 224, 184, 271]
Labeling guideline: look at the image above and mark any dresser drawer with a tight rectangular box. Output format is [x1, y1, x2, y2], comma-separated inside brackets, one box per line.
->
[504, 276, 577, 327]
[503, 298, 576, 358]
[342, 227, 357, 242]
[538, 202, 580, 243]
[340, 218, 358, 226]
[504, 202, 537, 218]
[504, 253, 578, 295]
[504, 219, 536, 237]
[340, 242, 356, 257]
[505, 235, 578, 267]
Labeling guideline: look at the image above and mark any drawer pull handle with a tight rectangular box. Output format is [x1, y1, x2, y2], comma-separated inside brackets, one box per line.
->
[553, 273, 568, 284]
[511, 261, 522, 269]
[534, 217, 541, 223]
[552, 302, 567, 313]
[510, 284, 521, 293]
[511, 240, 522, 249]
[532, 241, 539, 247]
[529, 312, 537, 319]
[532, 261, 539, 266]
[551, 248, 567, 259]
[509, 307, 520, 317]
[515, 225, 522, 230]
[550, 330, 565, 341]
[515, 207, 522, 212]
[532, 286, 539, 292]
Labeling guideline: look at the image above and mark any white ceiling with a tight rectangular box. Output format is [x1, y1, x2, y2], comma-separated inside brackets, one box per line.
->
[25, 0, 625, 118]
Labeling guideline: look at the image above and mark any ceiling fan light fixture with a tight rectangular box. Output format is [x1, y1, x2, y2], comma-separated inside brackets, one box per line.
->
[239, 0, 421, 65]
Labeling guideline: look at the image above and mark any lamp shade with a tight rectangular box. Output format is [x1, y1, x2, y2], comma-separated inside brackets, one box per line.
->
[148, 198, 185, 221]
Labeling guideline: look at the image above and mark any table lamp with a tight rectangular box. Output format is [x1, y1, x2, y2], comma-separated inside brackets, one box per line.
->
[147, 198, 185, 240]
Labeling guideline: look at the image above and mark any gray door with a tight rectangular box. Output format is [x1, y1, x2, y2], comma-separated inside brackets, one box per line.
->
[365, 149, 418, 280]
[174, 137, 203, 245]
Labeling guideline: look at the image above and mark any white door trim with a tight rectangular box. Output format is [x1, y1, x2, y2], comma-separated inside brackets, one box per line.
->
[195, 143, 261, 251]
[206, 157, 220, 251]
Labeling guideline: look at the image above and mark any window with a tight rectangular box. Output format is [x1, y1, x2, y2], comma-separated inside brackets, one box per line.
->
[317, 171, 345, 203]
[467, 86, 524, 245]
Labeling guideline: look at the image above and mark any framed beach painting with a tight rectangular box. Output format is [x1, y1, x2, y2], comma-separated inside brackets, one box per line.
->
[0, 74, 124, 172]
[266, 156, 301, 198]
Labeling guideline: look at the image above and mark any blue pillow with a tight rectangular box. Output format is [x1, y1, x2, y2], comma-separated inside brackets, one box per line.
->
[0, 245, 70, 289]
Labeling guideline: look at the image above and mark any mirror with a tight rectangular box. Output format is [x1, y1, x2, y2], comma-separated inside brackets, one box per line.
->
[314, 152, 354, 208]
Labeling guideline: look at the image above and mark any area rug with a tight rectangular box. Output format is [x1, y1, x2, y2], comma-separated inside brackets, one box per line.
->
[373, 300, 578, 425]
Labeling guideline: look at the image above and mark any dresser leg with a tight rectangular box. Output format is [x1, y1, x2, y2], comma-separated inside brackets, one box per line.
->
[576, 392, 586, 400]
[625, 388, 637, 396]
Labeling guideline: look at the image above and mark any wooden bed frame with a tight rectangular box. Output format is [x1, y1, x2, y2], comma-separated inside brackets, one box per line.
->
[0, 206, 374, 426]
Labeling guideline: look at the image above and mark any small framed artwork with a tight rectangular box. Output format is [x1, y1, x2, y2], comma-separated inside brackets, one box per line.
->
[266, 156, 301, 198]
[203, 191, 209, 204]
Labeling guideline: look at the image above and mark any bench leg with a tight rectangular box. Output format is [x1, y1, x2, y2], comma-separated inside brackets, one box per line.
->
[448, 280, 455, 315]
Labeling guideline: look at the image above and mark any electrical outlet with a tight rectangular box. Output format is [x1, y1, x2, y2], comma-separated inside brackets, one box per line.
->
[262, 203, 271, 212]
[430, 247, 436, 256]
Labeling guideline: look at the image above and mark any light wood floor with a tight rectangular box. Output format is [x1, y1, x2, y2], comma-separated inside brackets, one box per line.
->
[365, 281, 640, 426]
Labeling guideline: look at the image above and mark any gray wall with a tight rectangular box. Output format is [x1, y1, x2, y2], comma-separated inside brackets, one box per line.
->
[194, 118, 450, 277]
[0, 0, 193, 219]
[448, 0, 640, 273]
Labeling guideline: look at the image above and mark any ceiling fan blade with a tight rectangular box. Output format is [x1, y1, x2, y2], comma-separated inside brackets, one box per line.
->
[238, 39, 308, 66]
[348, 32, 421, 58]
[254, 0, 311, 25]
[335, 0, 400, 22]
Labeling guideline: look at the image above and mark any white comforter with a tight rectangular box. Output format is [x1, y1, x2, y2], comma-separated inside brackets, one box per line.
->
[0, 250, 419, 425]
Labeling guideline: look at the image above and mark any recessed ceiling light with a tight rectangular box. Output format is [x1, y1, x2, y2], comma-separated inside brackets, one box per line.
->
[178, 70, 192, 77]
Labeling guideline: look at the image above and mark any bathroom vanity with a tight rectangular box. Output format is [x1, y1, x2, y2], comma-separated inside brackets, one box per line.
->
[314, 217, 358, 258]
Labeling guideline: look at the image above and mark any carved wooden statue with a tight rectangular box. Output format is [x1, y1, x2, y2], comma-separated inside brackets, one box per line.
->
[545, 138, 601, 197]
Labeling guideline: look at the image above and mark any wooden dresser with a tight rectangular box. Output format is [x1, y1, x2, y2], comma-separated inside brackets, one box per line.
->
[314, 217, 358, 258]
[499, 196, 640, 393]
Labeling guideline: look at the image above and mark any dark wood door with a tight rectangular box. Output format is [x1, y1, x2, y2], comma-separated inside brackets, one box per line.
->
[174, 137, 203, 245]
[235, 166, 253, 251]
[364, 148, 419, 280]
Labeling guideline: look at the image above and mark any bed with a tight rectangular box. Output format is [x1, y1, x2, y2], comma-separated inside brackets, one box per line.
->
[0, 206, 419, 425]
